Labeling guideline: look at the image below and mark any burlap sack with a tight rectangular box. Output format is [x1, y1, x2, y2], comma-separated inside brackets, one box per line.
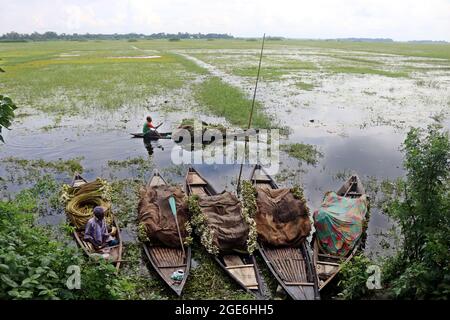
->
[255, 187, 311, 247]
[197, 192, 249, 253]
[138, 185, 189, 248]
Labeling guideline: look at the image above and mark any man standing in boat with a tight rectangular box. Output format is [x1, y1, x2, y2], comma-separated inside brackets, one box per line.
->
[84, 206, 118, 250]
[143, 115, 161, 138]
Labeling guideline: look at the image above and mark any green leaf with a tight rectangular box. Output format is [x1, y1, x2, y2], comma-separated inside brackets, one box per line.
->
[0, 264, 10, 272]
[1, 274, 18, 288]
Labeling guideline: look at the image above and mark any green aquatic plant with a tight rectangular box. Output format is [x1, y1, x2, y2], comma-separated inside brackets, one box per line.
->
[281, 143, 323, 165]
[240, 181, 258, 254]
[188, 195, 219, 255]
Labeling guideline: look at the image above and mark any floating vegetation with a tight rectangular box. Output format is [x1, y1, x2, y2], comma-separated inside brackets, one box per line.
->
[2, 157, 84, 175]
[281, 143, 323, 165]
[195, 77, 272, 129]
[291, 185, 307, 204]
[295, 81, 315, 91]
[179, 118, 227, 134]
[328, 66, 409, 78]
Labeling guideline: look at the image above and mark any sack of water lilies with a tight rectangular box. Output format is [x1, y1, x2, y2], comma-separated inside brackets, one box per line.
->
[190, 192, 251, 254]
[254, 187, 311, 247]
[313, 191, 368, 256]
[138, 185, 190, 248]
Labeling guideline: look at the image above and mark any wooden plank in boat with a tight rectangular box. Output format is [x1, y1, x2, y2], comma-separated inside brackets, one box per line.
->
[317, 264, 339, 277]
[187, 173, 207, 185]
[191, 186, 207, 195]
[318, 261, 340, 266]
[149, 176, 165, 187]
[223, 255, 244, 266]
[73, 181, 86, 187]
[226, 266, 258, 287]
[225, 264, 255, 270]
[254, 173, 271, 181]
[285, 282, 315, 286]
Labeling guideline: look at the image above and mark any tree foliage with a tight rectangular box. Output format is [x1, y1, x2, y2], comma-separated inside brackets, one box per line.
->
[0, 180, 133, 300]
[383, 123, 450, 299]
[0, 95, 16, 143]
[0, 31, 234, 42]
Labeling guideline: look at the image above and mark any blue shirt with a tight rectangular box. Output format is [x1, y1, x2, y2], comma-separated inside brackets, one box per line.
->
[84, 217, 113, 246]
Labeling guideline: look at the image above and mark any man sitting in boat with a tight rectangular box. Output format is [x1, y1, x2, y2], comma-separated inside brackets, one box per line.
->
[84, 206, 118, 250]
[143, 116, 161, 138]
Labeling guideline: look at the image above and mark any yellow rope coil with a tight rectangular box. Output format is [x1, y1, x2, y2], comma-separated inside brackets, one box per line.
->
[62, 179, 113, 230]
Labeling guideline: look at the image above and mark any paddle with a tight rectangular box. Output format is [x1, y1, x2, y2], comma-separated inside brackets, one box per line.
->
[169, 196, 186, 258]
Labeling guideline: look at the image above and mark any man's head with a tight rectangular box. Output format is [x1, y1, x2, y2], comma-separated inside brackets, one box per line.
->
[146, 116, 152, 122]
[93, 206, 105, 220]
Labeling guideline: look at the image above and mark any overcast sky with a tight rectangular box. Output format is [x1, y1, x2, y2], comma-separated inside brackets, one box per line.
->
[1, 0, 450, 41]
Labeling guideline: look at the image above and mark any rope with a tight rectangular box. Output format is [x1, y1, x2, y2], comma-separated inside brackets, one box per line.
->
[61, 178, 113, 230]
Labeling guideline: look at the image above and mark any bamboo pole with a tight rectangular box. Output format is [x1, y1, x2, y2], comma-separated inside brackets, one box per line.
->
[236, 33, 266, 195]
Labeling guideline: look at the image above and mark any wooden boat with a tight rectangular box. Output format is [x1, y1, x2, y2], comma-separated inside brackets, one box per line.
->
[249, 164, 320, 300]
[313, 174, 367, 290]
[185, 167, 264, 297]
[141, 170, 192, 297]
[130, 131, 172, 139]
[70, 174, 123, 271]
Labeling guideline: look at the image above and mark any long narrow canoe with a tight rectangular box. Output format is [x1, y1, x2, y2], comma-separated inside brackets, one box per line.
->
[130, 131, 172, 139]
[141, 170, 192, 297]
[185, 167, 264, 297]
[313, 175, 367, 290]
[249, 164, 320, 300]
[70, 174, 123, 271]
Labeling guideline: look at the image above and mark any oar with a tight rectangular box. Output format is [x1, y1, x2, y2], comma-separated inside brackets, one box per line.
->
[155, 122, 164, 129]
[169, 196, 186, 258]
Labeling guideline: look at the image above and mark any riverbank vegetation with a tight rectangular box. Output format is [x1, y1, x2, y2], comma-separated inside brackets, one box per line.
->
[335, 123, 450, 299]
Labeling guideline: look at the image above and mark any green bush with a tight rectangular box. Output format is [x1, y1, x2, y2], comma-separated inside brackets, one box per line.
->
[383, 123, 450, 299]
[0, 180, 133, 300]
[337, 254, 373, 299]
[0, 95, 17, 142]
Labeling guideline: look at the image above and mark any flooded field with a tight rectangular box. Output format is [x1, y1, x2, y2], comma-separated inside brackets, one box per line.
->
[1, 39, 449, 298]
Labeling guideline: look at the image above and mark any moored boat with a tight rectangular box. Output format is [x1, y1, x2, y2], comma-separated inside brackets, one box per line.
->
[69, 174, 123, 271]
[140, 170, 192, 297]
[185, 167, 264, 297]
[249, 164, 320, 300]
[313, 174, 368, 290]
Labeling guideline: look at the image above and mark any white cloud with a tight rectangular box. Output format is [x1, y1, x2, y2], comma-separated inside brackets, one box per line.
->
[0, 0, 449, 40]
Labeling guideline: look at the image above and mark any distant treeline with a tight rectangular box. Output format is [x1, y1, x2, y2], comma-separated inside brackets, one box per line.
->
[0, 31, 234, 41]
[329, 38, 448, 44]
